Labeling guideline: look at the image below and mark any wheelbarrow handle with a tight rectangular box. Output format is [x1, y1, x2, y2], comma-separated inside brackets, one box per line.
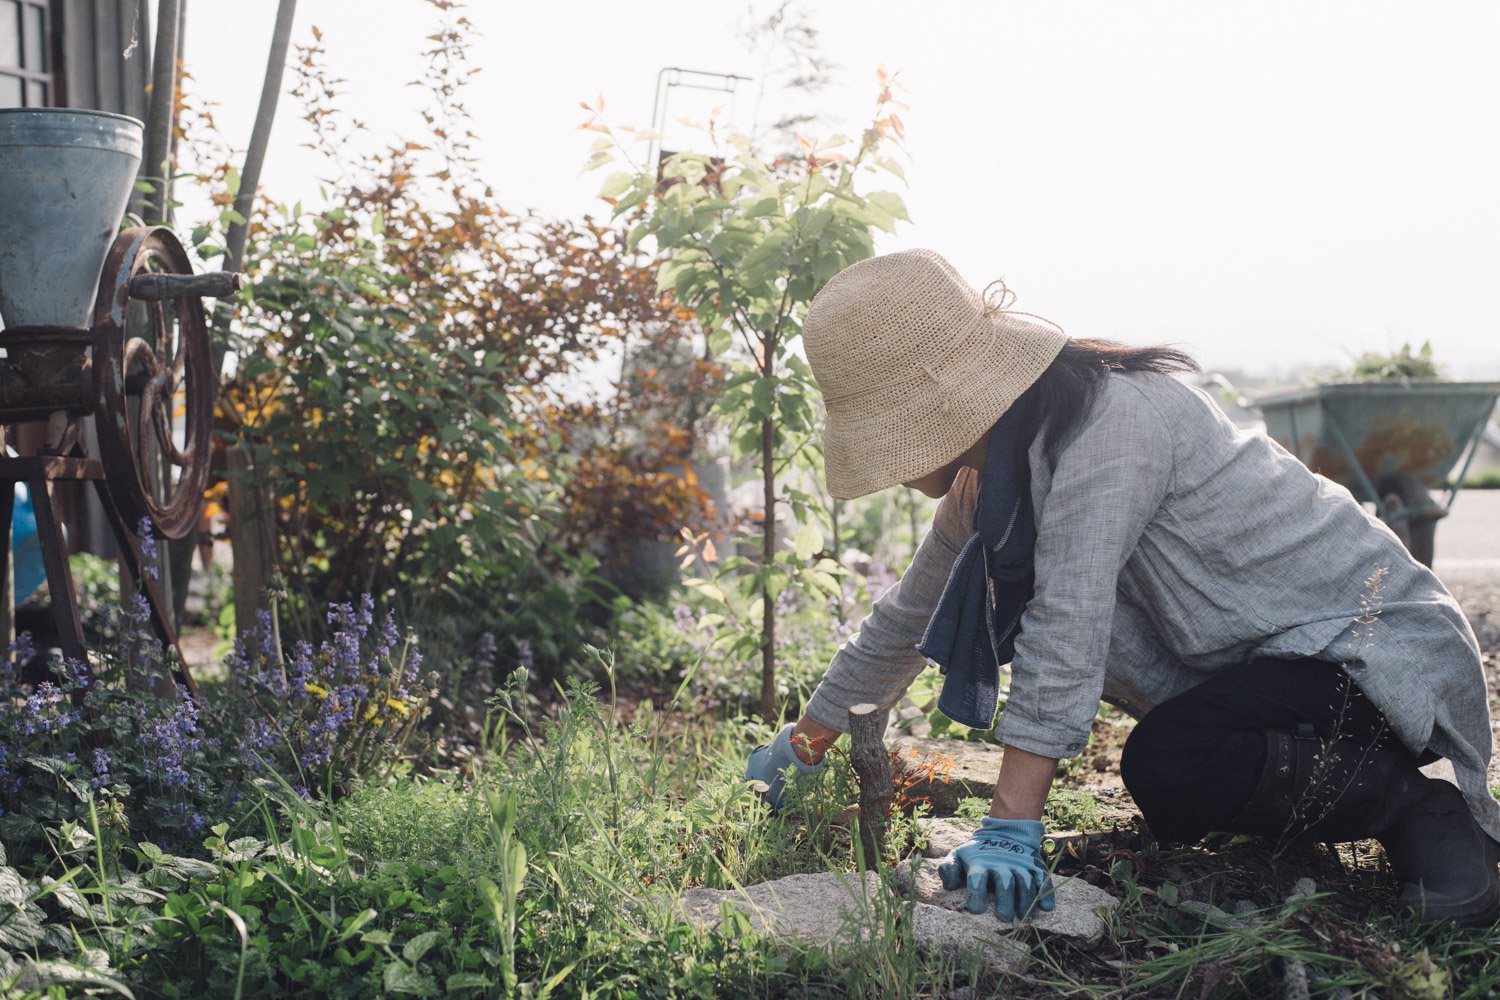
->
[128, 271, 244, 302]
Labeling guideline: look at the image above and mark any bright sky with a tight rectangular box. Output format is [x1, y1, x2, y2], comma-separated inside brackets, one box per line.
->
[185, 0, 1500, 379]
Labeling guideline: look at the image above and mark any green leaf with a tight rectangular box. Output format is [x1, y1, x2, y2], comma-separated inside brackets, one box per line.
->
[750, 377, 776, 421]
[403, 929, 443, 963]
[743, 196, 781, 219]
[446, 973, 492, 990]
[384, 961, 437, 995]
[792, 522, 823, 561]
[597, 172, 634, 200]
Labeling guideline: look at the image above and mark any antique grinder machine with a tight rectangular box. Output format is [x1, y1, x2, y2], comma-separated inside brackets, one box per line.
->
[0, 108, 238, 689]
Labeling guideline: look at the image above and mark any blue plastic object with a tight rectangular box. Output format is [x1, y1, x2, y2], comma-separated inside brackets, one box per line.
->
[0, 108, 143, 329]
[11, 483, 44, 604]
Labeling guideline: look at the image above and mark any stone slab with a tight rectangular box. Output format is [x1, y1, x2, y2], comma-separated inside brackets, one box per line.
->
[669, 871, 889, 949]
[896, 859, 1117, 946]
[918, 817, 975, 859]
[908, 901, 1030, 977]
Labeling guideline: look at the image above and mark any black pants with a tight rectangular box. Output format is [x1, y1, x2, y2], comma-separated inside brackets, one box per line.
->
[1119, 657, 1425, 844]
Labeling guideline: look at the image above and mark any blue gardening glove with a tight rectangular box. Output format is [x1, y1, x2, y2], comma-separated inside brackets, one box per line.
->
[938, 818, 1056, 920]
[744, 724, 824, 810]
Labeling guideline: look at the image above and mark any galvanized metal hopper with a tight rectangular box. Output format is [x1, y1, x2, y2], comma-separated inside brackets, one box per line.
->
[0, 109, 143, 328]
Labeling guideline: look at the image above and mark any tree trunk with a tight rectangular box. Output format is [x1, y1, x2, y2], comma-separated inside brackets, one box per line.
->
[848, 703, 893, 869]
[759, 410, 776, 721]
[830, 498, 843, 624]
[758, 326, 778, 721]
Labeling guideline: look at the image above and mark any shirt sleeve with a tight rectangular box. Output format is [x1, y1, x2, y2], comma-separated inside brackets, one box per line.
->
[802, 470, 977, 732]
[994, 378, 1175, 759]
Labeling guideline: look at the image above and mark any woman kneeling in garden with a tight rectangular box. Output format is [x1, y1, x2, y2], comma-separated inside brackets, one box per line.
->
[746, 248, 1498, 928]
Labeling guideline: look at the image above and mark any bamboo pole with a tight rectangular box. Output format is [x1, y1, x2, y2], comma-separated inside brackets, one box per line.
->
[214, 0, 297, 632]
[218, 0, 297, 306]
[134, 0, 182, 222]
[848, 703, 893, 869]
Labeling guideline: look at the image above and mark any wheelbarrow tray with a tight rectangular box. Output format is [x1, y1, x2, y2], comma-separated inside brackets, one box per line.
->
[1254, 379, 1500, 503]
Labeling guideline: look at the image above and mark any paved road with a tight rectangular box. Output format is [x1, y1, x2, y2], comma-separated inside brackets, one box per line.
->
[1433, 489, 1500, 583]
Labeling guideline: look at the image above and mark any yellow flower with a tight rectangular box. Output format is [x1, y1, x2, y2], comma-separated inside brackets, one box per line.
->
[304, 682, 330, 699]
[386, 698, 410, 717]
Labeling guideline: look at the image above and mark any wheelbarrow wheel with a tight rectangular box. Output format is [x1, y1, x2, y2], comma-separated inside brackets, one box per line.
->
[1377, 472, 1440, 568]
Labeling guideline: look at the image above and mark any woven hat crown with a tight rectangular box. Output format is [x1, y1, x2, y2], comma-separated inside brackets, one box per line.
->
[804, 249, 984, 403]
[802, 248, 1068, 500]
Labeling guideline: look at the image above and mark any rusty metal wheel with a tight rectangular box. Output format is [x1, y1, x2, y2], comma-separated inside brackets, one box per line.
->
[91, 227, 214, 541]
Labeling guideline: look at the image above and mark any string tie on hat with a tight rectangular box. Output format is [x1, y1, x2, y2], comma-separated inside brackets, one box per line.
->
[981, 277, 1067, 337]
[980, 278, 1016, 317]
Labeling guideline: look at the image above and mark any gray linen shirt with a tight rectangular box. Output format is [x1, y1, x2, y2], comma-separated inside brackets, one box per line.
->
[804, 372, 1500, 840]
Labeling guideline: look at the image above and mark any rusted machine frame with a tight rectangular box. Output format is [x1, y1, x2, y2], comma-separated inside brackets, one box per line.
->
[0, 226, 238, 693]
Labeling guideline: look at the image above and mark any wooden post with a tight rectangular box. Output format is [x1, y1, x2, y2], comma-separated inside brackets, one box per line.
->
[848, 703, 893, 870]
[227, 444, 274, 642]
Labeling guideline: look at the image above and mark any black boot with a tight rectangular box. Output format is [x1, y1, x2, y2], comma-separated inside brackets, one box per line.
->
[1224, 725, 1500, 927]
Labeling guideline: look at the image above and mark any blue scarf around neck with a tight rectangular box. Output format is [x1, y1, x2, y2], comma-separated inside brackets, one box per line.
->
[916, 407, 1037, 730]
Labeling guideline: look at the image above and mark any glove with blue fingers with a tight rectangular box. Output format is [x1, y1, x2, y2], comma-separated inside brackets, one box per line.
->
[938, 817, 1056, 920]
[744, 724, 824, 810]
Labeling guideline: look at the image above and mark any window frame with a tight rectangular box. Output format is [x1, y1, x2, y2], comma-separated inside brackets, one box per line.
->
[0, 0, 53, 108]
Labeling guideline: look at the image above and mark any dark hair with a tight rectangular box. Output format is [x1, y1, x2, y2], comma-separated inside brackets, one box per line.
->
[1011, 339, 1201, 464]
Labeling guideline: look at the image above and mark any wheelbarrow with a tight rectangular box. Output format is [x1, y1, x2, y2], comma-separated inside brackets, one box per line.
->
[1254, 380, 1500, 566]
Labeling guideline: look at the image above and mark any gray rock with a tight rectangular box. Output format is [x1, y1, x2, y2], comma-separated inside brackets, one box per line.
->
[1286, 877, 1317, 905]
[918, 817, 975, 859]
[909, 902, 1030, 977]
[669, 871, 889, 949]
[896, 859, 1117, 946]
[897, 737, 1005, 815]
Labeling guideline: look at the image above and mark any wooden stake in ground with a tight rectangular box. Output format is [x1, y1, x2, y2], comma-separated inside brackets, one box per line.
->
[848, 703, 893, 870]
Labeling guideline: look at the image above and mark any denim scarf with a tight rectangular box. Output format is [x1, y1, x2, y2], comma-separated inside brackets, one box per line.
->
[916, 407, 1036, 730]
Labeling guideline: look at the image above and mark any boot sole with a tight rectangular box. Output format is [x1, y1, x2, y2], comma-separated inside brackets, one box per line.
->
[1400, 834, 1500, 928]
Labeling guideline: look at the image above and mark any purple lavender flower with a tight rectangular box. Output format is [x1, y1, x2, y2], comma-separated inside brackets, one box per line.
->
[90, 748, 111, 791]
[289, 641, 315, 699]
[3, 632, 33, 684]
[378, 611, 400, 660]
[138, 518, 160, 580]
[67, 657, 90, 693]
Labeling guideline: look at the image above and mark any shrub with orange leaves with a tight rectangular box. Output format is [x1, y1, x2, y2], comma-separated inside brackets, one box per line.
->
[198, 5, 713, 661]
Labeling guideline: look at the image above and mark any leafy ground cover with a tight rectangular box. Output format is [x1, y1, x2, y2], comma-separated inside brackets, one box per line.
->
[2, 574, 1498, 998]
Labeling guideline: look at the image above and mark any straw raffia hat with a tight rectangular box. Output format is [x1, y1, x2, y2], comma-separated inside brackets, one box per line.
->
[803, 249, 1068, 500]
